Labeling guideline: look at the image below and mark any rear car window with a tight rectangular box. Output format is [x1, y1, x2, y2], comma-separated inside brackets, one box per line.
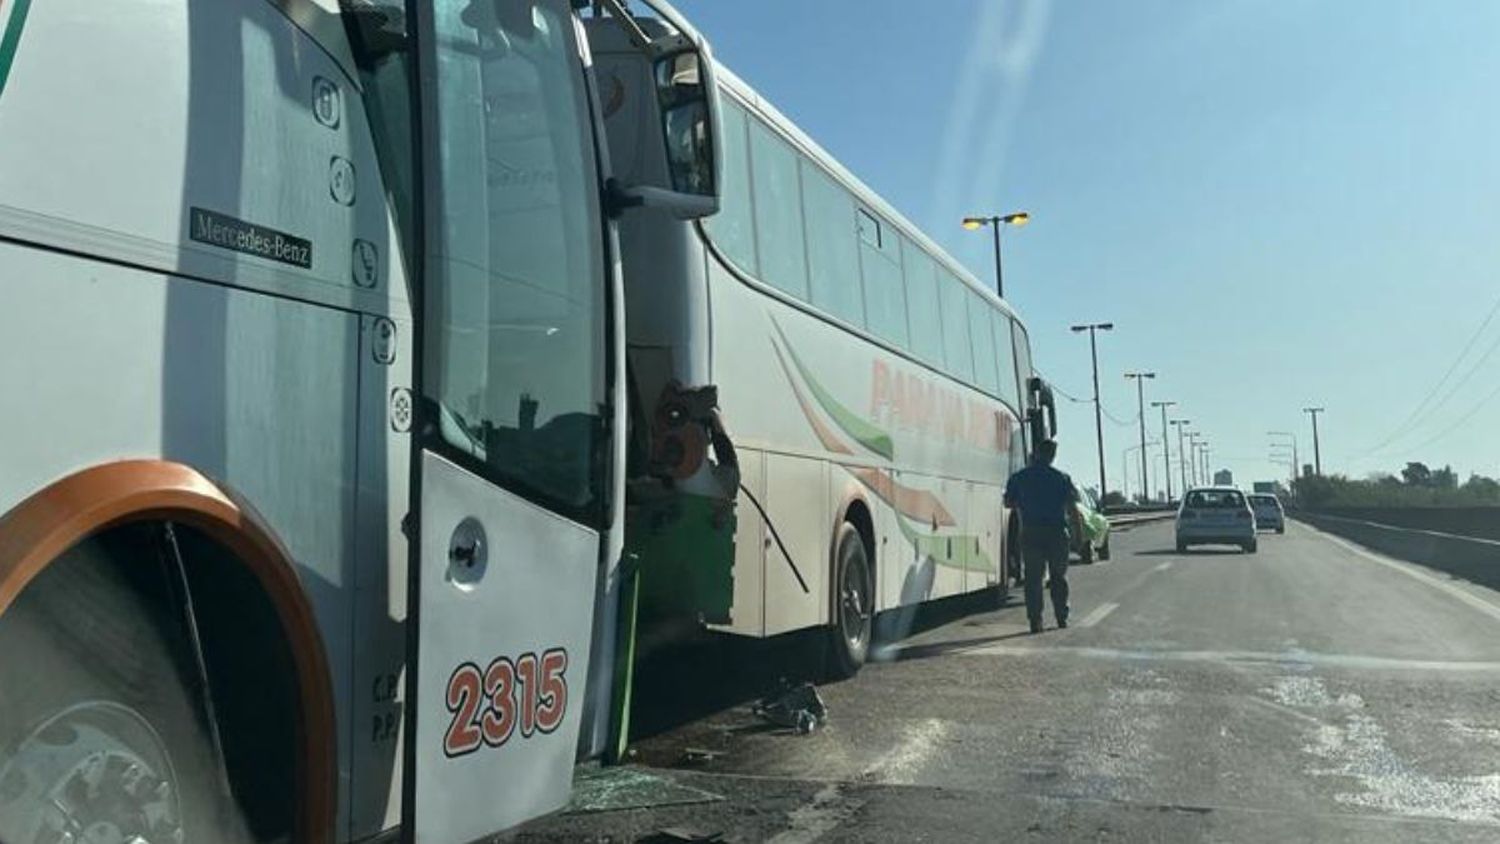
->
[1186, 491, 1246, 509]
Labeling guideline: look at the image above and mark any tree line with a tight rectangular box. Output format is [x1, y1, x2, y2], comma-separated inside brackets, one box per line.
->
[1293, 462, 1500, 508]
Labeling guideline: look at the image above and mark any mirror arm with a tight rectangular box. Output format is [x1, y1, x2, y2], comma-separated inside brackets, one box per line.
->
[603, 177, 646, 218]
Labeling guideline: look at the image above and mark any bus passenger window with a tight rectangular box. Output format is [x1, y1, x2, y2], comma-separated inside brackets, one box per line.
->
[749, 120, 808, 299]
[703, 99, 758, 274]
[802, 161, 864, 326]
[856, 209, 881, 247]
[993, 310, 1021, 409]
[968, 291, 1000, 394]
[938, 270, 974, 382]
[903, 241, 944, 366]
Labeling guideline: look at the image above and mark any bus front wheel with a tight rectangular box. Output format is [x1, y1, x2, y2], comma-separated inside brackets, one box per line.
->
[827, 523, 872, 679]
[0, 525, 251, 844]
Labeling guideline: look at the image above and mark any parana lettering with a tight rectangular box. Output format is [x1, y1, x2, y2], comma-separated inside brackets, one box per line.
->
[189, 207, 313, 269]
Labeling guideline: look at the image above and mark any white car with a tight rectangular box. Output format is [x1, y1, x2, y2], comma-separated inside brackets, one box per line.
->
[1248, 493, 1285, 533]
[1175, 487, 1257, 553]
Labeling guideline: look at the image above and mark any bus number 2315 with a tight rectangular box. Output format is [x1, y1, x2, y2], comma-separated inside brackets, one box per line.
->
[443, 648, 568, 757]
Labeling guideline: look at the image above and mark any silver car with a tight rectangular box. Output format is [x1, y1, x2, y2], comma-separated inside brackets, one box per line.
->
[1248, 493, 1285, 534]
[1175, 487, 1257, 553]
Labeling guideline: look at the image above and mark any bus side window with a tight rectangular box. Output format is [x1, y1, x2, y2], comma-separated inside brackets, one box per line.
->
[703, 99, 758, 274]
[993, 309, 1020, 410]
[801, 160, 864, 326]
[748, 118, 809, 299]
[967, 290, 1000, 394]
[937, 269, 974, 382]
[902, 239, 944, 366]
[857, 210, 907, 348]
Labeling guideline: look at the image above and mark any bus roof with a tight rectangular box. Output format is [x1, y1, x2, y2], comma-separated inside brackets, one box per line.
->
[714, 64, 1026, 331]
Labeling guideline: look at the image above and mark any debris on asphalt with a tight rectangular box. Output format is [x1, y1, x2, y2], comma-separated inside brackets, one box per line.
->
[751, 680, 828, 734]
[681, 747, 723, 764]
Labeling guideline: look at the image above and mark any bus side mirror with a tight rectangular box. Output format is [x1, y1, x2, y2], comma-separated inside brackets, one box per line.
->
[612, 37, 721, 220]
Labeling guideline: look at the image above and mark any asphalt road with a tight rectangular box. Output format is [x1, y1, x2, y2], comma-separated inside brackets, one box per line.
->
[518, 519, 1500, 842]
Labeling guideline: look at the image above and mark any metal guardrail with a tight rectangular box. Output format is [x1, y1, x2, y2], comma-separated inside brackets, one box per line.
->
[1107, 511, 1175, 527]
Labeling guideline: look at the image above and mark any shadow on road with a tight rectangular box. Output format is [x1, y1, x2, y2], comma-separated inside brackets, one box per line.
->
[628, 590, 1012, 740]
[1134, 548, 1246, 557]
[883, 628, 1034, 662]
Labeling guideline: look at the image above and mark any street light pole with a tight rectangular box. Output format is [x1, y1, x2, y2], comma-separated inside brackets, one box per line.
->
[1302, 407, 1325, 475]
[1152, 401, 1177, 501]
[1171, 419, 1191, 493]
[1070, 322, 1114, 500]
[1125, 372, 1156, 502]
[962, 211, 1030, 299]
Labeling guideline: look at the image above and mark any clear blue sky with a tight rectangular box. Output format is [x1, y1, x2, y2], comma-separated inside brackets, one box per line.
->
[669, 0, 1500, 494]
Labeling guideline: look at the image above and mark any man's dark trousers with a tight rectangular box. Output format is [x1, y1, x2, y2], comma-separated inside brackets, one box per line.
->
[1022, 525, 1070, 626]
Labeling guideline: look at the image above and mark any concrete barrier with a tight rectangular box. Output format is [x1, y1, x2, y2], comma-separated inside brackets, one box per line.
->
[1313, 506, 1500, 542]
[1296, 512, 1500, 592]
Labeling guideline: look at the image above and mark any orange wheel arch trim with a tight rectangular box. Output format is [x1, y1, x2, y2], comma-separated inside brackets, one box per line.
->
[0, 460, 336, 844]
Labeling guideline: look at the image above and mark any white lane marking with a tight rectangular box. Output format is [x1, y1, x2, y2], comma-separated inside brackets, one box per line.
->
[1076, 601, 1120, 628]
[960, 643, 1500, 672]
[1153, 561, 1174, 572]
[1304, 523, 1500, 625]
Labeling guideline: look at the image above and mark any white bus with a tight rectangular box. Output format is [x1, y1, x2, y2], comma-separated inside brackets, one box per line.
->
[0, 1, 720, 841]
[591, 32, 1058, 676]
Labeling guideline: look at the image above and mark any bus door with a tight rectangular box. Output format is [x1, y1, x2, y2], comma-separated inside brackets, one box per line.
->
[403, 1, 722, 839]
[404, 1, 611, 839]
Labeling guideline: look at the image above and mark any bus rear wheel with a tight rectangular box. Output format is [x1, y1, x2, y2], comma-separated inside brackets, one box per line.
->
[827, 523, 872, 679]
[0, 526, 250, 844]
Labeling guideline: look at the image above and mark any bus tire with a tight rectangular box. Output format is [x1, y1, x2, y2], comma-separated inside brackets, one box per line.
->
[827, 522, 872, 679]
[0, 525, 251, 844]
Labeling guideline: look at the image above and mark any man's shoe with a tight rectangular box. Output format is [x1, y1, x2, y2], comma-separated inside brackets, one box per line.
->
[1057, 618, 1068, 629]
[1029, 620, 1044, 634]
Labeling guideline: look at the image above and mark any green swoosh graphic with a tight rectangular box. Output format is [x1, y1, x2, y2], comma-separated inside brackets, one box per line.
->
[770, 319, 894, 460]
[893, 510, 993, 573]
[0, 0, 33, 100]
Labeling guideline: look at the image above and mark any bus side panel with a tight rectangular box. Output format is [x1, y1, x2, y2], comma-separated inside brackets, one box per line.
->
[890, 469, 936, 608]
[868, 469, 904, 615]
[0, 244, 360, 836]
[932, 477, 969, 599]
[348, 314, 413, 839]
[968, 481, 1004, 592]
[0, 0, 402, 318]
[761, 454, 829, 636]
[714, 449, 767, 636]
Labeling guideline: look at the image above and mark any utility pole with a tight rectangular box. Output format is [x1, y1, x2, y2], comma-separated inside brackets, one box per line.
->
[1125, 372, 1156, 501]
[1071, 323, 1114, 500]
[1171, 419, 1191, 494]
[1152, 401, 1177, 501]
[1303, 407, 1325, 475]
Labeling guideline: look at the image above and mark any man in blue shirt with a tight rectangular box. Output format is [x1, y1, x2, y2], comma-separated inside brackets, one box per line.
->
[1004, 439, 1084, 633]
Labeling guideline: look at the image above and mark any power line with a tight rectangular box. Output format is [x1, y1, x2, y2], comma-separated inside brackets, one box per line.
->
[1045, 378, 1137, 425]
[1357, 290, 1500, 455]
[1398, 377, 1500, 454]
